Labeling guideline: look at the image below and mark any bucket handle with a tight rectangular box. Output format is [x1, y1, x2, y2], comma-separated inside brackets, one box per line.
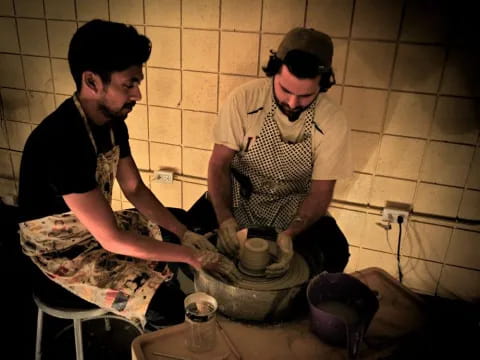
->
[346, 321, 364, 360]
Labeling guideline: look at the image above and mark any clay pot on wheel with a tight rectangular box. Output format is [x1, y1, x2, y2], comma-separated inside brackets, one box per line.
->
[239, 237, 271, 276]
[195, 227, 310, 322]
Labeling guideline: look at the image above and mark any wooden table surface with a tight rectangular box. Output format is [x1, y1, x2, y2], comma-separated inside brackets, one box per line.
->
[132, 267, 426, 360]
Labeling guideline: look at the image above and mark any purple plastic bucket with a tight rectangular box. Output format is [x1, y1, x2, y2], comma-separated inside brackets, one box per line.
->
[306, 272, 379, 358]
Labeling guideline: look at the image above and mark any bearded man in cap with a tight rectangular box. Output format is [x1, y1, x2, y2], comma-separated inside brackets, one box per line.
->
[190, 28, 353, 278]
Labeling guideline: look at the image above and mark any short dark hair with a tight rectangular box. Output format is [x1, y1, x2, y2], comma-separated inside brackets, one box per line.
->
[68, 19, 151, 90]
[262, 50, 335, 92]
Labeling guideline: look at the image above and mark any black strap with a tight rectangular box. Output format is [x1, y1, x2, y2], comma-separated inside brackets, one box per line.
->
[231, 168, 253, 200]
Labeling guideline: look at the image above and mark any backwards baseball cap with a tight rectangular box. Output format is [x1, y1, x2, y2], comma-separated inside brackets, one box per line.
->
[276, 27, 333, 70]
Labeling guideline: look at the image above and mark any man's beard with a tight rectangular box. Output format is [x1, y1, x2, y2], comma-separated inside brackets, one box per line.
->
[278, 103, 306, 122]
[98, 102, 135, 122]
[273, 94, 313, 122]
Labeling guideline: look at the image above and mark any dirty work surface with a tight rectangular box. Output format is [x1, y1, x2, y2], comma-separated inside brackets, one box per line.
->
[133, 267, 480, 360]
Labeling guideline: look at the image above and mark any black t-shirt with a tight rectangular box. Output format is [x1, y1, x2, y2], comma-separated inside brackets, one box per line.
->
[18, 98, 131, 222]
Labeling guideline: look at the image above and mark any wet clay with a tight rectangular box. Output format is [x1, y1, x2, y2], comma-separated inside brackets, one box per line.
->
[239, 237, 270, 276]
[224, 237, 309, 291]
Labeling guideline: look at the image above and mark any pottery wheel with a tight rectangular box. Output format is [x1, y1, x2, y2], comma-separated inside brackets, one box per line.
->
[208, 238, 310, 291]
[234, 252, 309, 291]
[197, 234, 310, 321]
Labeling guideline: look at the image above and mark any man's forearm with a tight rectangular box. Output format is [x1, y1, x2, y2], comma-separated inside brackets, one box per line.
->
[207, 144, 238, 225]
[208, 163, 234, 225]
[63, 189, 198, 268]
[283, 180, 335, 238]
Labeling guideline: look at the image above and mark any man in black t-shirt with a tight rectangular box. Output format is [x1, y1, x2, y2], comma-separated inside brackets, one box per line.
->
[17, 19, 239, 328]
[19, 95, 131, 222]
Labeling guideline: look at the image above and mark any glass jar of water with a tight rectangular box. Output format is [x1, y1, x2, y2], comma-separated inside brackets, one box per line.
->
[184, 292, 218, 353]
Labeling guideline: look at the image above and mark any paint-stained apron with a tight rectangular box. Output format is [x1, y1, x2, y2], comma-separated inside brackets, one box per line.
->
[19, 96, 171, 326]
[231, 97, 316, 231]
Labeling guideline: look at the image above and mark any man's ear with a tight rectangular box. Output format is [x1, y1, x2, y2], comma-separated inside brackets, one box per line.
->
[82, 71, 101, 94]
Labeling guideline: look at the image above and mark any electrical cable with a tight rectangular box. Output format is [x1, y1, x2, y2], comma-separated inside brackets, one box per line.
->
[397, 216, 404, 283]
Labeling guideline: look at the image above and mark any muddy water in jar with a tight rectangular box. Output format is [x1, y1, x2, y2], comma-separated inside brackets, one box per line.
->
[184, 293, 217, 353]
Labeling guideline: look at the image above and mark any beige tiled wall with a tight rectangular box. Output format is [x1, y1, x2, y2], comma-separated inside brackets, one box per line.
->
[0, 0, 479, 302]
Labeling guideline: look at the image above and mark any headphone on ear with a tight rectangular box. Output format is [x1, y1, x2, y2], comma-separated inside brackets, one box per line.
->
[319, 68, 336, 92]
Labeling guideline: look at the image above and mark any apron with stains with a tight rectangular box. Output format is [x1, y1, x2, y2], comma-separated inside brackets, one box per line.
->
[231, 96, 316, 231]
[19, 95, 171, 326]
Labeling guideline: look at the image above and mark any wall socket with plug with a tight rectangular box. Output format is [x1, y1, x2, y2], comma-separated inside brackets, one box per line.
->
[382, 201, 411, 223]
[152, 170, 174, 184]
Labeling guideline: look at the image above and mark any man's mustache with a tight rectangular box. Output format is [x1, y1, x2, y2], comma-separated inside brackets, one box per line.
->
[281, 103, 304, 113]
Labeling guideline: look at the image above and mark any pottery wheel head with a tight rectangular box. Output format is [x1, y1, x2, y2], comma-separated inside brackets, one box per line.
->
[233, 251, 310, 291]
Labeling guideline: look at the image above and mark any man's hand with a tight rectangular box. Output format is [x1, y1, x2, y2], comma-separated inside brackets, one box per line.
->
[217, 217, 239, 256]
[182, 230, 217, 251]
[195, 250, 242, 284]
[265, 232, 294, 278]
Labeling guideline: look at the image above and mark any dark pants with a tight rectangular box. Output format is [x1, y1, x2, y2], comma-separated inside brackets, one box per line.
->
[187, 193, 350, 276]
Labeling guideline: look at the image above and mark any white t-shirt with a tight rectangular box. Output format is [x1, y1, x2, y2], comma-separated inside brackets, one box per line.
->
[214, 78, 353, 180]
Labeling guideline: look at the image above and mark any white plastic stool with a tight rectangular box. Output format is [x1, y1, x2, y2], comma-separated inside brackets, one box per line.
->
[33, 294, 143, 360]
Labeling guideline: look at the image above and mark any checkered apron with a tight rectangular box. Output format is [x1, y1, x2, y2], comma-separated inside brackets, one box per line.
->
[231, 98, 315, 231]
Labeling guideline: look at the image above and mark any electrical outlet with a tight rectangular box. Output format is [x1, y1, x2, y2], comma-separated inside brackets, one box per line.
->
[382, 201, 411, 223]
[382, 207, 409, 223]
[153, 170, 174, 184]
